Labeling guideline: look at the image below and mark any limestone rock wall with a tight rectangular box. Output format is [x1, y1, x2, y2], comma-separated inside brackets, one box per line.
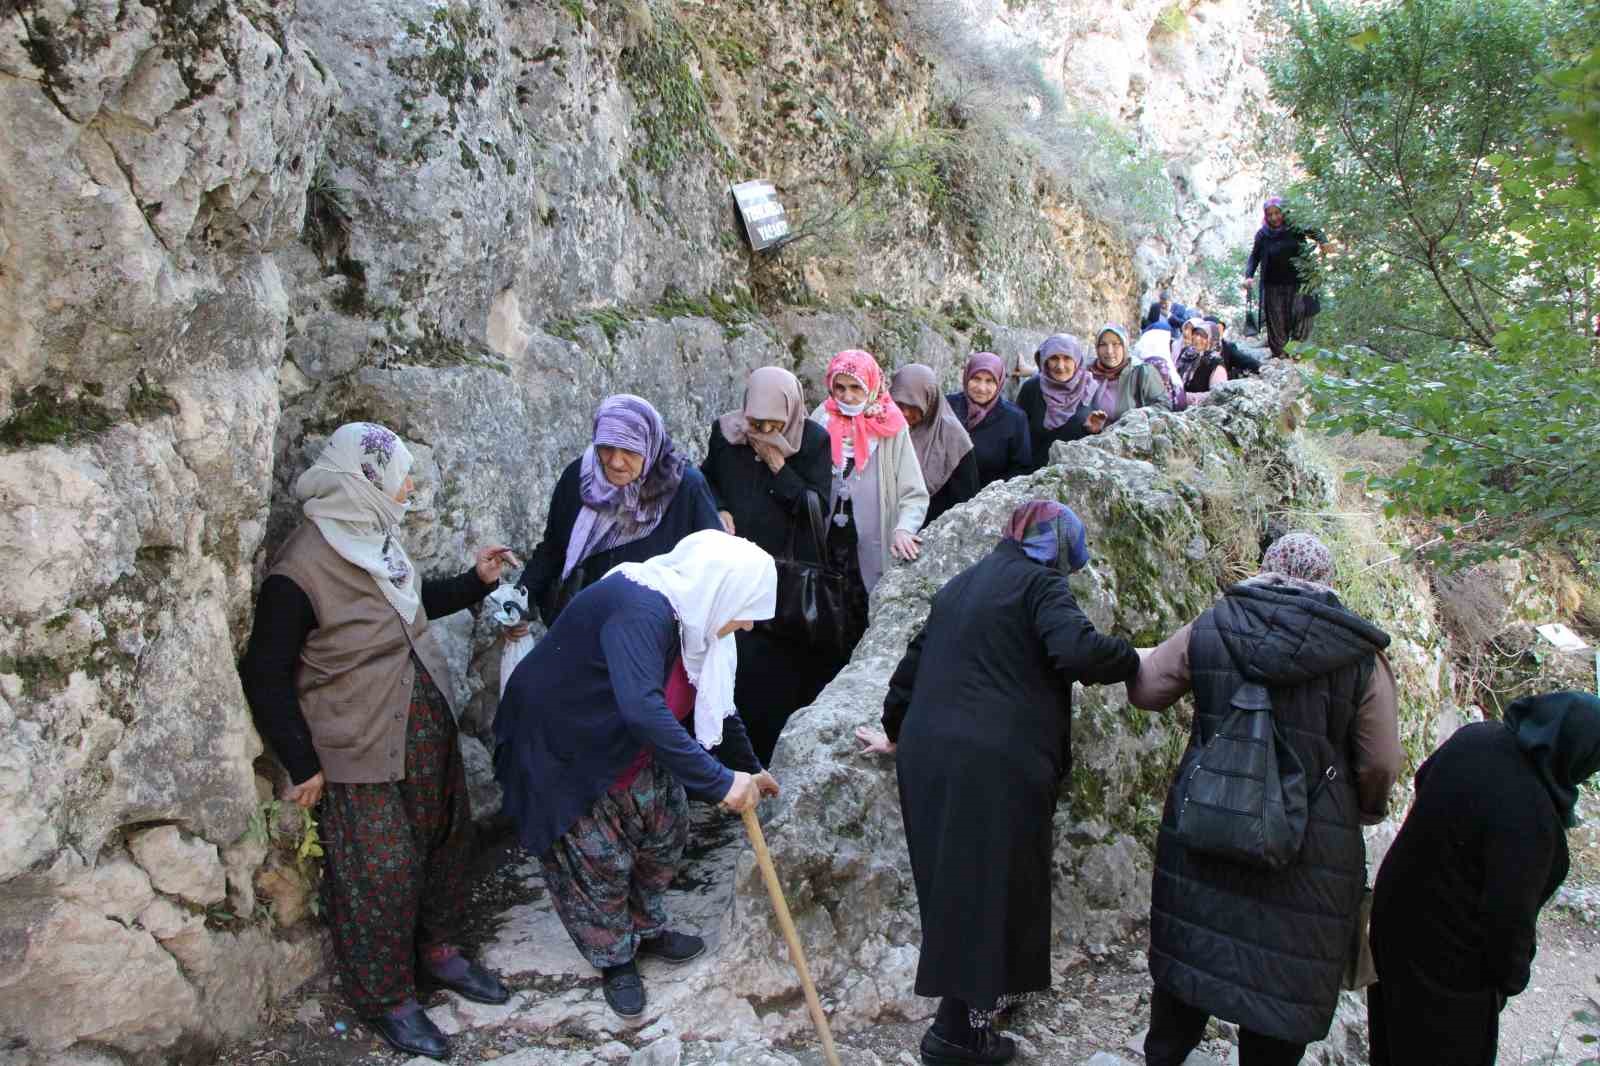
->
[1, 0, 1283, 1057]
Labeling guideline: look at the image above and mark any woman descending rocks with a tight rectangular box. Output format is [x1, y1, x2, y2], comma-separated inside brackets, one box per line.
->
[1016, 335, 1101, 472]
[858, 500, 1140, 1066]
[1244, 196, 1323, 359]
[1086, 324, 1171, 429]
[1368, 691, 1600, 1066]
[700, 366, 834, 764]
[810, 349, 930, 659]
[517, 394, 720, 625]
[494, 531, 780, 1019]
[1128, 532, 1402, 1066]
[889, 363, 978, 526]
[945, 351, 1032, 488]
[239, 422, 520, 1061]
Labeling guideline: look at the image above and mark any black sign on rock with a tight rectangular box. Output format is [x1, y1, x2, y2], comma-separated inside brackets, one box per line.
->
[731, 180, 791, 251]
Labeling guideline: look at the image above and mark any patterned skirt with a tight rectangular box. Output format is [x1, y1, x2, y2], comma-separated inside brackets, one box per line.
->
[318, 658, 472, 1014]
[539, 760, 689, 969]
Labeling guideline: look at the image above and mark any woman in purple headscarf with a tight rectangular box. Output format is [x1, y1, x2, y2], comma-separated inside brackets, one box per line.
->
[517, 394, 721, 625]
[1017, 334, 1103, 471]
[859, 499, 1140, 1065]
[946, 351, 1033, 489]
[1243, 196, 1324, 359]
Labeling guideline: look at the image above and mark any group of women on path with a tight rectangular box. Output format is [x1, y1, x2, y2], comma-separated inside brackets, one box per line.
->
[240, 293, 1592, 1066]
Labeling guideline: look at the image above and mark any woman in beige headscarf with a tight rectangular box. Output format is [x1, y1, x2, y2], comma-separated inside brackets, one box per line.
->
[700, 366, 835, 762]
[239, 422, 519, 1062]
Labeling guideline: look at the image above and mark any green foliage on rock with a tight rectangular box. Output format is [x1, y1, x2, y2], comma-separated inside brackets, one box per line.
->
[1268, 0, 1600, 564]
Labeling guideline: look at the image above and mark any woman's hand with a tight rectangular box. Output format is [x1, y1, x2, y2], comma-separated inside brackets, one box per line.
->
[475, 546, 522, 584]
[891, 529, 922, 561]
[1085, 410, 1109, 435]
[854, 726, 896, 756]
[754, 770, 781, 798]
[718, 510, 737, 536]
[286, 771, 325, 809]
[752, 441, 786, 476]
[720, 771, 760, 813]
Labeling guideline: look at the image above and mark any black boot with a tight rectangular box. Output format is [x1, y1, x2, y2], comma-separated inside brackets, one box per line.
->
[920, 997, 1016, 1066]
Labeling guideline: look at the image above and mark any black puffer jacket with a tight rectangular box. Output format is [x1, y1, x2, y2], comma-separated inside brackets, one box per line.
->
[1149, 578, 1390, 1043]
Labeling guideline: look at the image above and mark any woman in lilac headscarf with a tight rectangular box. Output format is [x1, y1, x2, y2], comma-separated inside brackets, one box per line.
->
[1017, 334, 1100, 472]
[946, 351, 1033, 488]
[517, 394, 720, 625]
[859, 498, 1138, 1064]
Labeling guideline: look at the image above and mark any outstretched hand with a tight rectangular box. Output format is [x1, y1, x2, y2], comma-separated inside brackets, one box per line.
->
[475, 546, 522, 584]
[854, 726, 896, 756]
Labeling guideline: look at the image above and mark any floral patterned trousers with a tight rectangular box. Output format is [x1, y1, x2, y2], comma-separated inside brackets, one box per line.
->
[319, 661, 472, 1014]
[539, 760, 689, 969]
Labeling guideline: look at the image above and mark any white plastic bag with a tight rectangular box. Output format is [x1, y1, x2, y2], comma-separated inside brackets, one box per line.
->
[484, 584, 535, 697]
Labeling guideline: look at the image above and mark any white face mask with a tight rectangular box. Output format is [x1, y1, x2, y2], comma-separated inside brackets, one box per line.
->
[836, 399, 867, 417]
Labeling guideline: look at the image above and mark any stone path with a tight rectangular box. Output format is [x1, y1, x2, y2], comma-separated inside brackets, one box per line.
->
[218, 805, 1600, 1066]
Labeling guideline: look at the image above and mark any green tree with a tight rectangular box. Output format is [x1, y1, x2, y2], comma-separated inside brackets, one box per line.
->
[1267, 0, 1600, 564]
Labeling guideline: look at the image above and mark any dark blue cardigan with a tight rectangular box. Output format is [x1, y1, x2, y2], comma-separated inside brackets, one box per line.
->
[945, 393, 1033, 488]
[494, 574, 762, 857]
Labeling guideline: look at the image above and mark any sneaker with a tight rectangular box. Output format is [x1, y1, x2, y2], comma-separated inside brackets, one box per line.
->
[637, 930, 705, 964]
[919, 1024, 1016, 1065]
[601, 961, 646, 1018]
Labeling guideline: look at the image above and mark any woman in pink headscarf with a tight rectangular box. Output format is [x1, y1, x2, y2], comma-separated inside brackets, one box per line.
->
[946, 351, 1032, 488]
[809, 350, 929, 658]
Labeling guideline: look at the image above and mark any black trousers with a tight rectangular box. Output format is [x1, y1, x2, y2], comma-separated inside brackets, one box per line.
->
[1144, 986, 1307, 1066]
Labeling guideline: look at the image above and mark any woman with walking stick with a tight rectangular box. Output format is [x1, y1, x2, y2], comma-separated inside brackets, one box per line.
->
[494, 531, 780, 1019]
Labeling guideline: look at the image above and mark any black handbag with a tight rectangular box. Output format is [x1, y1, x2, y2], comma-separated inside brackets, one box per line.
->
[756, 490, 853, 656]
[1174, 681, 1312, 870]
[537, 562, 588, 626]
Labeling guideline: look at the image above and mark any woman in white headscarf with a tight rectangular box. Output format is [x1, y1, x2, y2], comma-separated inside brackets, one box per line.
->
[239, 422, 521, 1062]
[494, 530, 781, 1020]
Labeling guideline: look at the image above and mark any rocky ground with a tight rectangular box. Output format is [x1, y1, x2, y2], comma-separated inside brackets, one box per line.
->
[212, 805, 1600, 1066]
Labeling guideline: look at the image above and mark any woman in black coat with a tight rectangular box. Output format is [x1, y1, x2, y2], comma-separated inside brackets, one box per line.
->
[1368, 691, 1600, 1066]
[700, 367, 834, 763]
[857, 500, 1139, 1065]
[945, 351, 1031, 488]
[517, 395, 719, 625]
[1016, 334, 1103, 472]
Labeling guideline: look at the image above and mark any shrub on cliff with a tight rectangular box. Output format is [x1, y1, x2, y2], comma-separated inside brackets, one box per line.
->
[1267, 0, 1600, 564]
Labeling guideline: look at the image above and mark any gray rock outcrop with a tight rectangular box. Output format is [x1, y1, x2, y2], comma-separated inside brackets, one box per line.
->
[1, 0, 1291, 1056]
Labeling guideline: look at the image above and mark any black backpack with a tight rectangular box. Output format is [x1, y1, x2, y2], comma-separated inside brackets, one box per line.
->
[1173, 681, 1312, 870]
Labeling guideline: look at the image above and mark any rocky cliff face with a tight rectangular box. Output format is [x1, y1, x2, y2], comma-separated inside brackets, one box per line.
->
[0, 0, 1285, 1058]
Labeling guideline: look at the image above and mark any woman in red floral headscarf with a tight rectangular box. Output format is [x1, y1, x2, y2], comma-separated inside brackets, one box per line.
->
[809, 349, 929, 660]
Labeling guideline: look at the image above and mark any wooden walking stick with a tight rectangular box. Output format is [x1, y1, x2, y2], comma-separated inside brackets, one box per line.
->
[740, 807, 843, 1066]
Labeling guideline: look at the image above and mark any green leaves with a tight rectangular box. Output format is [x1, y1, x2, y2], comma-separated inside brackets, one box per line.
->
[1271, 0, 1600, 565]
[1345, 26, 1381, 51]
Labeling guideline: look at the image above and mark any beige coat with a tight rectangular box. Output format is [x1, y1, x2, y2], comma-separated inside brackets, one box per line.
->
[809, 405, 929, 589]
